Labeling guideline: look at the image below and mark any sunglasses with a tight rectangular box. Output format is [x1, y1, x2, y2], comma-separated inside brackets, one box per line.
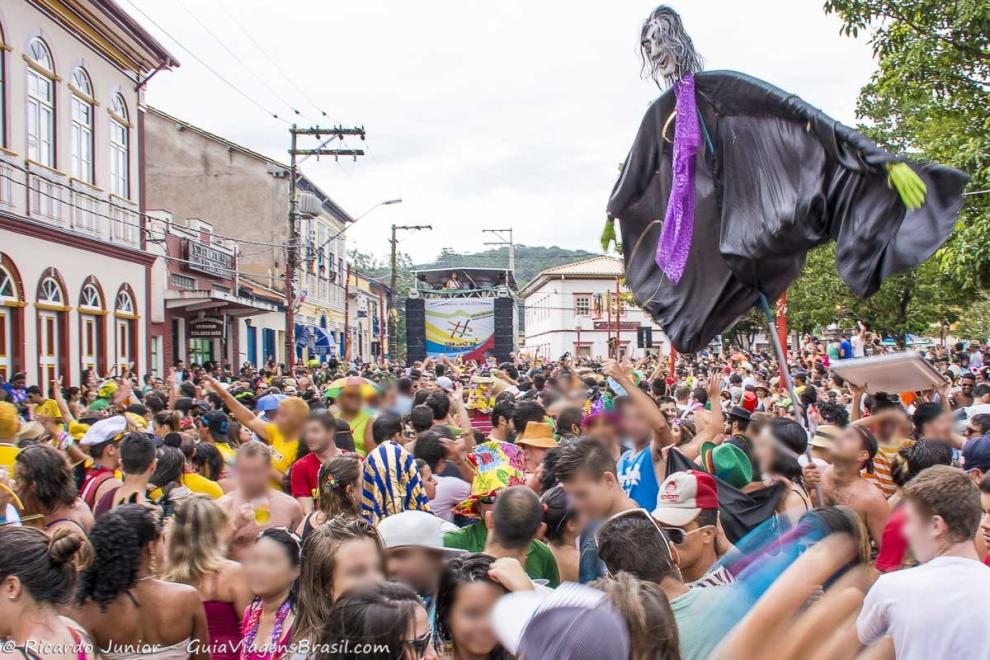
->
[477, 494, 498, 505]
[404, 631, 432, 658]
[593, 508, 673, 577]
[660, 525, 714, 545]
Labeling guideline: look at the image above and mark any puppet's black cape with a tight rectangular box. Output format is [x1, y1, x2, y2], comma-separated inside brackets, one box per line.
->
[607, 70, 969, 353]
[666, 449, 782, 544]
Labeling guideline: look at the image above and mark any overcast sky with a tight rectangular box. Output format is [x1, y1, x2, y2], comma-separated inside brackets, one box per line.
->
[129, 0, 876, 264]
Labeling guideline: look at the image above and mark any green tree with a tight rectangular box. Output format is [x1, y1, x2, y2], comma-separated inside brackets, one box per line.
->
[824, 0, 990, 287]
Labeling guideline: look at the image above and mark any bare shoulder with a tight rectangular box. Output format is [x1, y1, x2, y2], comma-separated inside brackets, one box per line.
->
[272, 489, 302, 509]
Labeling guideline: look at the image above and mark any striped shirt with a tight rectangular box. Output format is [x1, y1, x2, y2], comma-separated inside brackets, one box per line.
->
[686, 564, 735, 589]
[862, 439, 914, 499]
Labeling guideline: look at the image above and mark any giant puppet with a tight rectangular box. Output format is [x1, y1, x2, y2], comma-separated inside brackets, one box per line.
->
[605, 5, 969, 353]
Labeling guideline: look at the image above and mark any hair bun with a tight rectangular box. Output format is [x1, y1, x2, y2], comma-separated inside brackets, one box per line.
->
[47, 529, 84, 566]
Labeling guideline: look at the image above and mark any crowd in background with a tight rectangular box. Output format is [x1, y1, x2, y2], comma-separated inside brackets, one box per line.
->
[0, 330, 989, 659]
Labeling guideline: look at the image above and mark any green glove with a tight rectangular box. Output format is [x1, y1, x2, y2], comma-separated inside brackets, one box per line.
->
[886, 162, 927, 210]
[600, 217, 617, 253]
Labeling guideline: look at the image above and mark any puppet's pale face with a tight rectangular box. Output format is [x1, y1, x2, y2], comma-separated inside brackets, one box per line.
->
[644, 24, 676, 78]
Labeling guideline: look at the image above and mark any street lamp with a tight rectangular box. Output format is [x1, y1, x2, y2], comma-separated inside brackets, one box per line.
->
[315, 198, 403, 253]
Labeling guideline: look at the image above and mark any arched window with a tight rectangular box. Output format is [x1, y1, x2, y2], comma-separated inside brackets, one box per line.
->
[109, 94, 129, 197]
[0, 257, 22, 381]
[70, 68, 94, 182]
[115, 289, 133, 314]
[38, 277, 63, 305]
[26, 38, 55, 167]
[35, 268, 67, 386]
[113, 285, 136, 373]
[78, 277, 105, 374]
[79, 283, 102, 310]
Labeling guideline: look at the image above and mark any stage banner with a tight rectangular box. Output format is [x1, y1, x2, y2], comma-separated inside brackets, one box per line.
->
[425, 298, 495, 360]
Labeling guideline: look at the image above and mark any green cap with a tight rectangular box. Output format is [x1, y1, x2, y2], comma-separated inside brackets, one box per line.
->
[700, 441, 753, 489]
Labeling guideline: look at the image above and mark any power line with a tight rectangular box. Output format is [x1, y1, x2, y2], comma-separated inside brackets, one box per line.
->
[0, 161, 294, 248]
[172, 0, 315, 124]
[216, 0, 338, 123]
[119, 0, 288, 124]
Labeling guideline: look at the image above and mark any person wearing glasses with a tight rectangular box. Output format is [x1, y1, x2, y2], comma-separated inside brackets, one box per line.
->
[652, 470, 734, 588]
[315, 582, 437, 660]
[593, 506, 733, 660]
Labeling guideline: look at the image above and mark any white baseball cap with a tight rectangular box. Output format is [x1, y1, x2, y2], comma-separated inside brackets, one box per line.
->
[436, 376, 455, 392]
[79, 415, 128, 446]
[492, 582, 612, 655]
[376, 511, 463, 555]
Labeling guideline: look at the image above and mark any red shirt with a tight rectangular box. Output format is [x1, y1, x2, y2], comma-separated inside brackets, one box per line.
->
[80, 465, 114, 509]
[289, 452, 323, 499]
[875, 505, 908, 572]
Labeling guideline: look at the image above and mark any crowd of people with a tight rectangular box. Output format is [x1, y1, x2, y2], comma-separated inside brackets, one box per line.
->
[0, 334, 989, 659]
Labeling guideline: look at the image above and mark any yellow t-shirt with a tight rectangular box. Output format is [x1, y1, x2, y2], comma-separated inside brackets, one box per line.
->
[345, 411, 372, 457]
[0, 443, 20, 474]
[215, 441, 236, 465]
[149, 472, 224, 500]
[181, 472, 224, 499]
[264, 422, 299, 485]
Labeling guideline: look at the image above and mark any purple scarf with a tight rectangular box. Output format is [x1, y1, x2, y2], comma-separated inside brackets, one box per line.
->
[656, 74, 701, 284]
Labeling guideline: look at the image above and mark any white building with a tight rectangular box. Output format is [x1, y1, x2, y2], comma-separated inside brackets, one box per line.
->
[0, 0, 175, 386]
[521, 256, 669, 360]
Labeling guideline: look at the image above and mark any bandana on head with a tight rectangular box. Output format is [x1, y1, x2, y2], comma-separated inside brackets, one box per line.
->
[453, 441, 526, 518]
[360, 442, 431, 525]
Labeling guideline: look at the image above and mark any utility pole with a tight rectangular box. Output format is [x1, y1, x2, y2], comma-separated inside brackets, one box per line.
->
[390, 224, 432, 359]
[482, 228, 515, 278]
[285, 124, 366, 370]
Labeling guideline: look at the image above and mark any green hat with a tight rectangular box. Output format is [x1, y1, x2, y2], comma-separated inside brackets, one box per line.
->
[700, 441, 753, 489]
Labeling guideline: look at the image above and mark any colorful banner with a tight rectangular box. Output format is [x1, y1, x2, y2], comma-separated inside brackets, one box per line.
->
[425, 298, 495, 360]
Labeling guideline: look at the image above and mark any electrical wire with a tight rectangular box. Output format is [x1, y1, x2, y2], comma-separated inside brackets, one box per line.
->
[0, 161, 294, 248]
[216, 0, 339, 123]
[172, 0, 316, 124]
[119, 0, 288, 124]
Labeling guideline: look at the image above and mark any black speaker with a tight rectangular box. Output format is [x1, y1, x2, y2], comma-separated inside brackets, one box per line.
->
[493, 298, 514, 362]
[405, 298, 426, 362]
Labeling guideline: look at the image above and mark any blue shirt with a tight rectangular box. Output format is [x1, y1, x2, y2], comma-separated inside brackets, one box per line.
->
[839, 339, 853, 359]
[617, 445, 660, 510]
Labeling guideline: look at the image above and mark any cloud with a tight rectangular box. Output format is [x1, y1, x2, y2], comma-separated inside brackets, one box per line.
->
[135, 0, 876, 263]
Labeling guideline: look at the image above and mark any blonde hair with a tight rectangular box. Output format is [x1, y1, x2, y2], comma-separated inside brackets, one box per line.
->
[592, 572, 680, 660]
[165, 496, 227, 586]
[279, 396, 309, 420]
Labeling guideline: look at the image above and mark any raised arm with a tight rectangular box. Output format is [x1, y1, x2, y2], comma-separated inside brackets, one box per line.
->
[680, 372, 725, 461]
[604, 358, 673, 451]
[203, 374, 269, 440]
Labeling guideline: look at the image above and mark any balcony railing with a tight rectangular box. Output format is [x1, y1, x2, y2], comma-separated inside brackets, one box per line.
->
[1, 158, 143, 250]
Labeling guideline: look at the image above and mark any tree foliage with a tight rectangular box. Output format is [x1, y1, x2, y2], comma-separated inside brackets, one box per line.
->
[824, 0, 990, 287]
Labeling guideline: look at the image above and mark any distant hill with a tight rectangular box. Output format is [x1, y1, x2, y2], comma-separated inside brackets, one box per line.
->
[414, 245, 600, 286]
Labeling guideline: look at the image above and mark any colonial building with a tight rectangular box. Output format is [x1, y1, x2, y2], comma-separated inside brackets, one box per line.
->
[521, 256, 669, 360]
[345, 268, 388, 363]
[0, 0, 176, 385]
[144, 108, 353, 370]
[145, 212, 281, 373]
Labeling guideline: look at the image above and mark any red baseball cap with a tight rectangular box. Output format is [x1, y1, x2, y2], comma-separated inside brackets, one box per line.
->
[651, 470, 718, 526]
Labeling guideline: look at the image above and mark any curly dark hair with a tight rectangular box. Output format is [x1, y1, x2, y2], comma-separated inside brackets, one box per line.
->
[76, 504, 162, 610]
[434, 553, 507, 659]
[817, 401, 849, 428]
[15, 443, 76, 514]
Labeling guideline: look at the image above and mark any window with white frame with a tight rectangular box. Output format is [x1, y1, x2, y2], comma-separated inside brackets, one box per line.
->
[574, 295, 591, 316]
[70, 68, 94, 182]
[39, 277, 63, 305]
[79, 283, 102, 311]
[26, 38, 55, 167]
[115, 289, 134, 314]
[109, 94, 129, 197]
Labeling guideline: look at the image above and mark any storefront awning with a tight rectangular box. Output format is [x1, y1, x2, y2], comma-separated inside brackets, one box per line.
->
[295, 323, 336, 355]
[164, 289, 279, 317]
